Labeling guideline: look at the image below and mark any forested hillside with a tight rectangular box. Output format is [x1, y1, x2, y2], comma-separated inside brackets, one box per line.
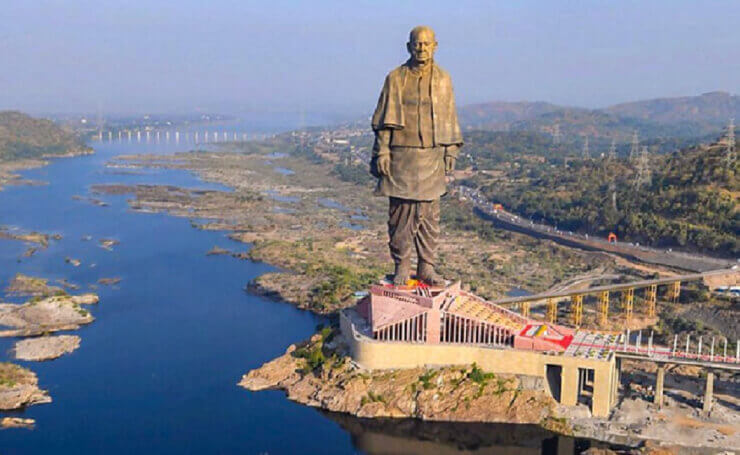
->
[475, 138, 738, 255]
[0, 111, 90, 162]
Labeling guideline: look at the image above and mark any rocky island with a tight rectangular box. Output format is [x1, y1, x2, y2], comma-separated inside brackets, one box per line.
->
[0, 362, 51, 411]
[0, 273, 100, 416]
[13, 335, 82, 361]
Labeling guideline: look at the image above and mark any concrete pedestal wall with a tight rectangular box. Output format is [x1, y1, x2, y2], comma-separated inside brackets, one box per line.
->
[341, 309, 616, 417]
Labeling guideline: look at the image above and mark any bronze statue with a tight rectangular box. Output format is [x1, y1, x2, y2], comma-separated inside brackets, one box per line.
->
[371, 25, 463, 286]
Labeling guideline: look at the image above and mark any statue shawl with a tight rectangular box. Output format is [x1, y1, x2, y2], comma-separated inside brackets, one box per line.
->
[371, 62, 463, 146]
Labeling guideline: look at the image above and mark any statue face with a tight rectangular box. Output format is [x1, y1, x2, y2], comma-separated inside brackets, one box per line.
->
[407, 28, 437, 64]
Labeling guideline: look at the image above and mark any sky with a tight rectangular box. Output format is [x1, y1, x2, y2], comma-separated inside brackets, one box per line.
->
[1, 0, 739, 119]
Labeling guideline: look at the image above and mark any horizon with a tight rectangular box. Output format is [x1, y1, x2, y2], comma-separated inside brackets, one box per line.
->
[2, 1, 739, 119]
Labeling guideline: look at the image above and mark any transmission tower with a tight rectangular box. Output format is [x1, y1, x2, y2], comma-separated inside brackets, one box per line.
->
[552, 123, 561, 145]
[629, 131, 639, 162]
[608, 138, 617, 161]
[726, 118, 736, 168]
[634, 145, 651, 188]
[582, 136, 590, 159]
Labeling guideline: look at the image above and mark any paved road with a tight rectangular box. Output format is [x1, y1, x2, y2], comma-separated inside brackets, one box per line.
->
[455, 185, 735, 273]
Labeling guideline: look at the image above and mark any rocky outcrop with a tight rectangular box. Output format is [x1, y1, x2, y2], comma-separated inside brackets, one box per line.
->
[0, 294, 95, 337]
[0, 363, 51, 410]
[13, 335, 81, 361]
[4, 273, 62, 296]
[1, 417, 35, 429]
[239, 329, 563, 426]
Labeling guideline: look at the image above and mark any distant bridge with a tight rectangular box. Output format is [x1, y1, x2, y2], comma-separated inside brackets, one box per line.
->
[92, 129, 273, 144]
[492, 268, 739, 328]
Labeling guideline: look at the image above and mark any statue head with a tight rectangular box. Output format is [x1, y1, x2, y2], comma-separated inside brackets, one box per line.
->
[407, 26, 437, 65]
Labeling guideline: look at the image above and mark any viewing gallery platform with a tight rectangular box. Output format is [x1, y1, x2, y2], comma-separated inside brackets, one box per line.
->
[340, 278, 739, 418]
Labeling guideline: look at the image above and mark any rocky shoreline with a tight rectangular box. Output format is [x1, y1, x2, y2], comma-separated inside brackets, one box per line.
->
[241, 330, 740, 453]
[239, 328, 570, 432]
[0, 147, 93, 193]
[95, 147, 642, 316]
[0, 362, 51, 411]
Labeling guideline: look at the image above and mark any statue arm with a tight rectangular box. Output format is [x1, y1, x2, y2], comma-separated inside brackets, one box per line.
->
[373, 129, 391, 157]
[444, 144, 460, 159]
[370, 129, 392, 177]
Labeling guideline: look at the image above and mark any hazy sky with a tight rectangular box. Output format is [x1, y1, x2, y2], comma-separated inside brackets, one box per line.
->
[2, 0, 738, 117]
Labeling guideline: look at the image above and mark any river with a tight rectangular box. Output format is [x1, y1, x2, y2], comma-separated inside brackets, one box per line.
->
[0, 133, 612, 454]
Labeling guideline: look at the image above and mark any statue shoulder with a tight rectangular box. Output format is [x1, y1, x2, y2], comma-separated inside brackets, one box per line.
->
[386, 65, 407, 81]
[433, 63, 452, 81]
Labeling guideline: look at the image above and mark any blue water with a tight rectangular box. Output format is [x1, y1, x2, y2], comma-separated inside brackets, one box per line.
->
[0, 136, 604, 454]
[318, 198, 350, 212]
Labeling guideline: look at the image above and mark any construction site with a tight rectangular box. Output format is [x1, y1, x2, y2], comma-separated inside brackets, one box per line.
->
[340, 269, 740, 421]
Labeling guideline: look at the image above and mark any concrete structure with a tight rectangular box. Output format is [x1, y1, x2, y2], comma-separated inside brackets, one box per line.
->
[343, 281, 617, 417]
[341, 280, 739, 418]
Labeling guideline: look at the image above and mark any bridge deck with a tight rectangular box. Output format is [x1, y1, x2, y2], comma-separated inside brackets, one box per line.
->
[491, 268, 738, 306]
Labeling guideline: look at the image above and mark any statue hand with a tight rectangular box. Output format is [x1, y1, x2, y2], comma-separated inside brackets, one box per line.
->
[377, 154, 391, 176]
[444, 155, 456, 174]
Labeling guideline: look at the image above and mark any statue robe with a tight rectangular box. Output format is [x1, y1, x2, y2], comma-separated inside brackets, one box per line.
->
[371, 61, 463, 201]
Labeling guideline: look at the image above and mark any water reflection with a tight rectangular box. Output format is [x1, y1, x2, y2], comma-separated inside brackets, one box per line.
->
[324, 412, 619, 455]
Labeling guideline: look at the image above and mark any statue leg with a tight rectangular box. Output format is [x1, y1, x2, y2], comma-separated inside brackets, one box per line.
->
[415, 198, 444, 286]
[388, 197, 415, 285]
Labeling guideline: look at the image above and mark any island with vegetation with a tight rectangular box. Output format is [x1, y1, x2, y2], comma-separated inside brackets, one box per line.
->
[0, 273, 99, 426]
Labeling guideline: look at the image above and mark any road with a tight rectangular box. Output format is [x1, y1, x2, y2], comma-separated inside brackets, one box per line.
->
[454, 185, 735, 273]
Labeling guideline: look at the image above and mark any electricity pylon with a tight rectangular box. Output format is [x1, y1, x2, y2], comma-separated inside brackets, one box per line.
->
[629, 131, 639, 162]
[634, 146, 651, 188]
[608, 138, 617, 161]
[553, 123, 561, 145]
[726, 118, 736, 168]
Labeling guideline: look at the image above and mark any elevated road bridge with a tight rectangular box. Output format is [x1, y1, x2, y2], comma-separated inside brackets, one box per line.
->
[491, 268, 739, 327]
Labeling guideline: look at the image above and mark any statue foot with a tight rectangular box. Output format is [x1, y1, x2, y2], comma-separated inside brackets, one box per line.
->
[393, 262, 411, 286]
[417, 263, 445, 287]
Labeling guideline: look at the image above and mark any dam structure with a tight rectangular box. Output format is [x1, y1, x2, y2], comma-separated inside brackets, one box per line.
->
[340, 278, 739, 418]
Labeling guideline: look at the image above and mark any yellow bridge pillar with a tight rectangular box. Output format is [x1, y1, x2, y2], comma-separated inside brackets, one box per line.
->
[646, 284, 657, 317]
[667, 281, 681, 304]
[597, 291, 609, 326]
[571, 294, 583, 327]
[519, 301, 530, 318]
[546, 298, 557, 323]
[621, 288, 634, 324]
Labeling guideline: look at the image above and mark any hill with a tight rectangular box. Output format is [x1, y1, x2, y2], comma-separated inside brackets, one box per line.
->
[605, 91, 740, 126]
[457, 101, 567, 130]
[458, 92, 738, 144]
[471, 136, 739, 256]
[0, 111, 90, 162]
